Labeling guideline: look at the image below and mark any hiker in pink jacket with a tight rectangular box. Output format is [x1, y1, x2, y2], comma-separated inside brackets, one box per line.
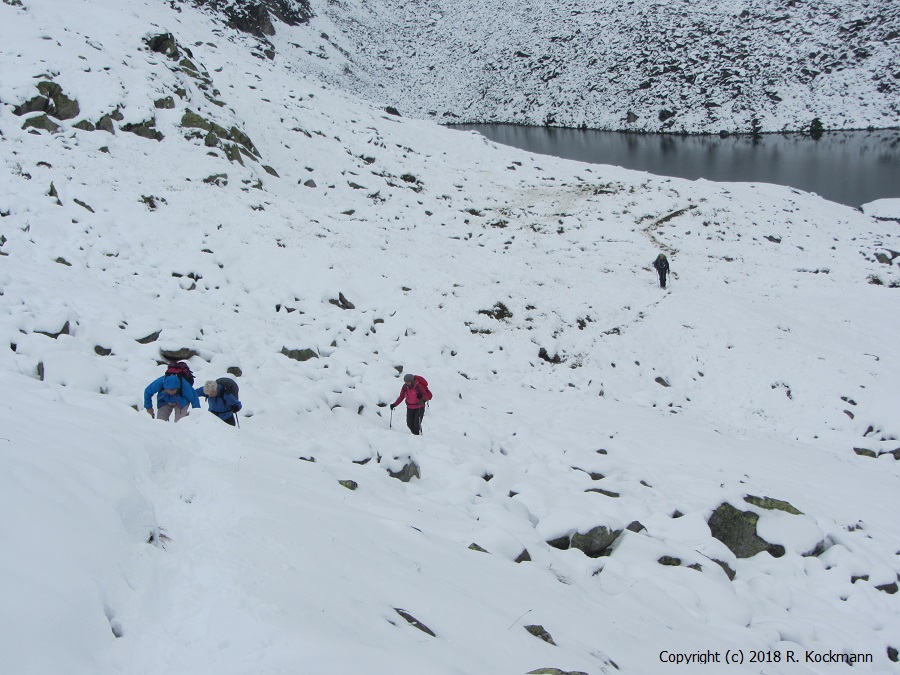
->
[390, 373, 432, 435]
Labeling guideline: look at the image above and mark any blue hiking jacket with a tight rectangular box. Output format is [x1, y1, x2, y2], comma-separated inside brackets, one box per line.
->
[196, 385, 242, 421]
[144, 374, 201, 411]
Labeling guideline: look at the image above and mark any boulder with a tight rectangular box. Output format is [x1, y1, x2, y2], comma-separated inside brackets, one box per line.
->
[387, 458, 420, 482]
[393, 608, 435, 637]
[708, 502, 785, 559]
[524, 625, 556, 646]
[36, 81, 79, 120]
[22, 114, 60, 133]
[281, 347, 318, 361]
[744, 495, 801, 514]
[122, 120, 163, 141]
[329, 292, 355, 310]
[570, 525, 621, 557]
[159, 348, 197, 361]
[145, 32, 181, 59]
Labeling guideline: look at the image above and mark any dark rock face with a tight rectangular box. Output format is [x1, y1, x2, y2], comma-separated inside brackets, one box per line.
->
[145, 33, 182, 59]
[228, 3, 277, 36]
[185, 1, 313, 37]
[323, 0, 900, 133]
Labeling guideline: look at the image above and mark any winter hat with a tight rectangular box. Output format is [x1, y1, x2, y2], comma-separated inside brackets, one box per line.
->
[203, 380, 218, 396]
[163, 375, 181, 390]
[403, 373, 415, 383]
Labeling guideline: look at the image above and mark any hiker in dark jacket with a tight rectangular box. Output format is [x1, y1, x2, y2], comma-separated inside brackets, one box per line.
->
[653, 253, 670, 288]
[197, 378, 242, 426]
[390, 373, 428, 435]
[144, 374, 201, 422]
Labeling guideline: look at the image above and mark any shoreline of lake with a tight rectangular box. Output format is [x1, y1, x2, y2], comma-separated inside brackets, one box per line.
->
[449, 124, 900, 208]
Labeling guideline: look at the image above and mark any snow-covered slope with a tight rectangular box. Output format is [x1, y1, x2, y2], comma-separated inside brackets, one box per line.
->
[298, 0, 900, 133]
[1, 1, 899, 673]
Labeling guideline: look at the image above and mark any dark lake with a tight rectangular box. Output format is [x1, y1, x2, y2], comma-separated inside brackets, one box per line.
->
[451, 124, 900, 208]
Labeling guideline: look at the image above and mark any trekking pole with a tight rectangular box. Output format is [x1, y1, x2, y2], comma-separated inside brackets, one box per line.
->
[389, 406, 393, 429]
[235, 411, 240, 429]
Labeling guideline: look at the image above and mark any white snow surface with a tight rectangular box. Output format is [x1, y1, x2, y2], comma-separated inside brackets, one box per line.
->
[863, 198, 900, 220]
[1, 1, 899, 674]
[296, 0, 900, 133]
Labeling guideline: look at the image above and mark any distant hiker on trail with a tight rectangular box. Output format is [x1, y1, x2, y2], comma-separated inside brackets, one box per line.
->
[144, 362, 201, 422]
[197, 378, 242, 426]
[390, 373, 433, 435]
[653, 253, 670, 288]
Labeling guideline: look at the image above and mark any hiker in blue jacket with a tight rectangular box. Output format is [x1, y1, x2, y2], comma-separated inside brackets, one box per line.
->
[144, 374, 201, 422]
[197, 378, 242, 426]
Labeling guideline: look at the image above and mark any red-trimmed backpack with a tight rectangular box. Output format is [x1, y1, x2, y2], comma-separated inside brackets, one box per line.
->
[413, 375, 433, 402]
[165, 361, 195, 386]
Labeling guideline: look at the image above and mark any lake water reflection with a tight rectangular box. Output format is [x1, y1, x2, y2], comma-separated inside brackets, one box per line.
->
[451, 124, 900, 208]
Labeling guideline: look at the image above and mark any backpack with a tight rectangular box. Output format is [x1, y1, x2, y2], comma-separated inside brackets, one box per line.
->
[413, 375, 433, 402]
[165, 361, 195, 386]
[216, 377, 239, 398]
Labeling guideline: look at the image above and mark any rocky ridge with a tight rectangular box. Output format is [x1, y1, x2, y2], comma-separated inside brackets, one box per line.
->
[293, 0, 900, 133]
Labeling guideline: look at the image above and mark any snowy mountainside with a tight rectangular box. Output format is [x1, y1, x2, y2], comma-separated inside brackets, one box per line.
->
[295, 0, 900, 133]
[1, 1, 900, 673]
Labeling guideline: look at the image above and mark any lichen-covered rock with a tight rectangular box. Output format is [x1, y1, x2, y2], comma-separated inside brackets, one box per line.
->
[524, 625, 556, 646]
[14, 81, 80, 121]
[122, 120, 163, 141]
[36, 81, 80, 120]
[96, 114, 116, 134]
[22, 114, 61, 133]
[744, 495, 802, 514]
[145, 32, 182, 60]
[708, 502, 785, 559]
[182, 109, 228, 136]
[13, 95, 51, 117]
[281, 347, 318, 361]
[570, 525, 621, 558]
[203, 174, 228, 186]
